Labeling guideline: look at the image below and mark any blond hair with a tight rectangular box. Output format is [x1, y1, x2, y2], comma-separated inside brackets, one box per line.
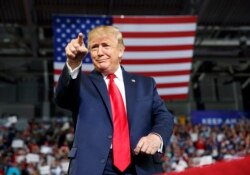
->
[87, 25, 125, 49]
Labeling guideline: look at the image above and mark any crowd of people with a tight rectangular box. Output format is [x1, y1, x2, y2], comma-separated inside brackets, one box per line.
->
[0, 114, 250, 175]
[163, 118, 250, 172]
[0, 116, 73, 175]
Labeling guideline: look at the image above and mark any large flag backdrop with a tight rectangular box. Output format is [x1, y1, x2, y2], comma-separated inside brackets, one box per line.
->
[53, 15, 197, 100]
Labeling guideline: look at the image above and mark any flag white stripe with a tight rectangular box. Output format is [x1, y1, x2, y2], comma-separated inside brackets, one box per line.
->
[123, 63, 192, 72]
[158, 87, 188, 95]
[124, 37, 195, 46]
[54, 62, 67, 69]
[124, 50, 193, 59]
[115, 23, 196, 32]
[154, 75, 190, 83]
[54, 75, 60, 82]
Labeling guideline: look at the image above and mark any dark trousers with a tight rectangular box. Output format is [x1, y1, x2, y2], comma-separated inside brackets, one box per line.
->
[103, 150, 137, 175]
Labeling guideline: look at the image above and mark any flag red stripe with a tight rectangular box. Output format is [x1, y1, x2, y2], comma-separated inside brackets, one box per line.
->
[157, 82, 189, 88]
[132, 70, 190, 76]
[54, 69, 62, 75]
[121, 58, 192, 64]
[122, 31, 195, 38]
[113, 16, 197, 24]
[125, 45, 193, 51]
[161, 94, 188, 100]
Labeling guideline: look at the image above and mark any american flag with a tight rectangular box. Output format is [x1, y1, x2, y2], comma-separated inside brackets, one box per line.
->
[53, 15, 197, 100]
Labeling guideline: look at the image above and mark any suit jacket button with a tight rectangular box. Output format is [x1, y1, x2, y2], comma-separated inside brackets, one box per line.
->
[100, 159, 105, 163]
[108, 135, 112, 139]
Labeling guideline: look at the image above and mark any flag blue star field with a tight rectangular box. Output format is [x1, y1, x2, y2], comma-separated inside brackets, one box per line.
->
[53, 15, 197, 100]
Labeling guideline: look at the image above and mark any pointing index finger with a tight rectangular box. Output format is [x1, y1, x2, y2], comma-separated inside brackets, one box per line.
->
[77, 33, 84, 46]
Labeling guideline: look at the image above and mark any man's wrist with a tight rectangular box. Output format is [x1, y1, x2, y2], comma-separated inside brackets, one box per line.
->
[67, 59, 82, 70]
[66, 61, 82, 79]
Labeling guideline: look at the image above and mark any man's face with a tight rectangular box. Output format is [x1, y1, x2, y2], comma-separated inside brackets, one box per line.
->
[89, 33, 123, 75]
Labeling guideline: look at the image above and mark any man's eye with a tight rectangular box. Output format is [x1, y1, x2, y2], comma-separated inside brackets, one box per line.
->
[91, 45, 98, 51]
[91, 45, 98, 49]
[102, 44, 110, 48]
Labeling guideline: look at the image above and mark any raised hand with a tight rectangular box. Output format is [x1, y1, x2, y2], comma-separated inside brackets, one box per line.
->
[65, 33, 88, 69]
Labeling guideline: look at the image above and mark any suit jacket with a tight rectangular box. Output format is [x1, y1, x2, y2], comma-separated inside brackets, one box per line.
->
[55, 65, 174, 175]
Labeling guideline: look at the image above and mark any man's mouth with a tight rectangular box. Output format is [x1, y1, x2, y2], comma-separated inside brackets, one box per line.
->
[97, 59, 108, 63]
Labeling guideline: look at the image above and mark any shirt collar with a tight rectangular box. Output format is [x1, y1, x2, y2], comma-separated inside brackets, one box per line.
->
[114, 66, 123, 81]
[103, 66, 123, 81]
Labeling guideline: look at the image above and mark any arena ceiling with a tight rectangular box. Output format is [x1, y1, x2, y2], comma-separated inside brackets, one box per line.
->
[1, 0, 250, 25]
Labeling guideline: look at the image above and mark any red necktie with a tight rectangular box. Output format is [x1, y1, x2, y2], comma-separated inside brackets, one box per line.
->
[108, 74, 131, 172]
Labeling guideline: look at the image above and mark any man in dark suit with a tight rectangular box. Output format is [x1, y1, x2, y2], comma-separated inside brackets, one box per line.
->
[55, 26, 174, 175]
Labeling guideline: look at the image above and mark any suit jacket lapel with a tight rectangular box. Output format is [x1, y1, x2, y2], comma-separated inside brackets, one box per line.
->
[88, 67, 137, 127]
[88, 70, 112, 120]
[122, 68, 137, 128]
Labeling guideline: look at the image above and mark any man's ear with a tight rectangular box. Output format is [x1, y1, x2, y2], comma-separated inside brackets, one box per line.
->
[118, 45, 125, 58]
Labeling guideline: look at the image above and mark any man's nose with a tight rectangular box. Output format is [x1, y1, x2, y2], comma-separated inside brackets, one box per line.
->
[97, 46, 104, 56]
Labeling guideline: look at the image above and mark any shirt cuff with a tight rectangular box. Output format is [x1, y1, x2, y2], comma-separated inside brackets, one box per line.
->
[158, 141, 163, 153]
[66, 61, 82, 79]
